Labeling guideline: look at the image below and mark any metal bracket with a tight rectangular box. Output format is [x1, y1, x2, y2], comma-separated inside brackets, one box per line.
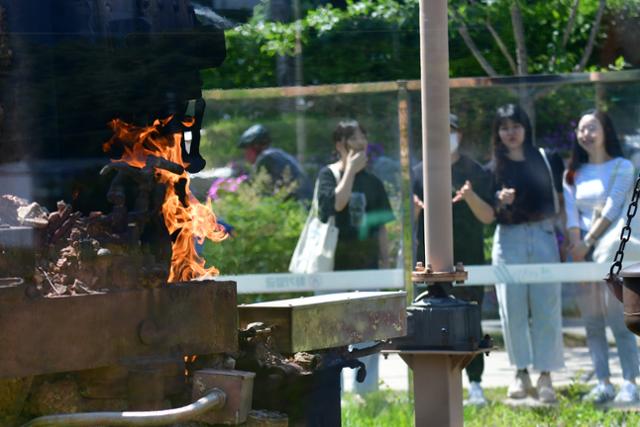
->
[411, 262, 468, 284]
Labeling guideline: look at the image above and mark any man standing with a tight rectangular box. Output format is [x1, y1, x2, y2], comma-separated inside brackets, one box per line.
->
[238, 124, 312, 201]
[412, 114, 494, 405]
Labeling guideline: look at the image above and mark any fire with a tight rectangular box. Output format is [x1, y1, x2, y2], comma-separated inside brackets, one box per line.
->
[104, 116, 227, 282]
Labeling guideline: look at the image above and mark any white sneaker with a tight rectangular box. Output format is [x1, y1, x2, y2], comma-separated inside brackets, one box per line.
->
[536, 373, 557, 403]
[467, 381, 487, 406]
[583, 382, 616, 404]
[508, 370, 533, 399]
[614, 380, 639, 403]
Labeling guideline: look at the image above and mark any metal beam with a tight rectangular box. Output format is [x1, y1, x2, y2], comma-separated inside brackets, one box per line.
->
[0, 281, 238, 379]
[202, 70, 640, 100]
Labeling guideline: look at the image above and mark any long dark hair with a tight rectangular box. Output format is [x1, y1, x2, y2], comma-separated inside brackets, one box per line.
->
[565, 109, 624, 185]
[491, 103, 538, 182]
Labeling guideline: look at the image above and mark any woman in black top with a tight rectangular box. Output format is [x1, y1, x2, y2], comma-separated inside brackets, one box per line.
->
[315, 120, 395, 397]
[490, 104, 565, 403]
[317, 120, 395, 271]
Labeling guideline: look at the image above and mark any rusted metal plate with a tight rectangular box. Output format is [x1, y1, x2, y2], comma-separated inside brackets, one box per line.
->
[239, 291, 407, 353]
[192, 369, 255, 425]
[0, 280, 238, 379]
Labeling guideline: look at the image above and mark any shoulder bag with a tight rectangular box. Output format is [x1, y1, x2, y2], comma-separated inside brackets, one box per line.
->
[288, 164, 341, 274]
[538, 148, 560, 214]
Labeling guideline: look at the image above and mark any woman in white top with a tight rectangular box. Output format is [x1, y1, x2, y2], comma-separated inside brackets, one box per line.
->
[563, 109, 640, 403]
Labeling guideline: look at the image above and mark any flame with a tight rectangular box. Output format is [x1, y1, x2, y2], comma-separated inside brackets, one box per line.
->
[104, 117, 227, 282]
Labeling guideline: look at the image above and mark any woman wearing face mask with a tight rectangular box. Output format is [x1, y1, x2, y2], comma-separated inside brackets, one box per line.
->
[316, 120, 395, 395]
[490, 104, 565, 403]
[563, 109, 639, 404]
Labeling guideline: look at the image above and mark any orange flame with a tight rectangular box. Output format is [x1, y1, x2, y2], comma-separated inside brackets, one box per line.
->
[104, 117, 227, 282]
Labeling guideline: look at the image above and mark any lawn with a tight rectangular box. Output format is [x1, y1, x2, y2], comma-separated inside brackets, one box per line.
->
[342, 385, 640, 426]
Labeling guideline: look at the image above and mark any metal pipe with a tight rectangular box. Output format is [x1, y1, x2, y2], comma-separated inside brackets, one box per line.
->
[21, 388, 226, 427]
[419, 0, 453, 273]
[203, 69, 640, 101]
[293, 0, 307, 163]
[397, 80, 414, 304]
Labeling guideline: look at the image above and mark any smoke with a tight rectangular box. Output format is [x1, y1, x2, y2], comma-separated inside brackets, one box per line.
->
[191, 2, 237, 29]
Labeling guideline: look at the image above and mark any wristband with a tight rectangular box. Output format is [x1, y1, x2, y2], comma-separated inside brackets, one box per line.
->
[583, 234, 596, 248]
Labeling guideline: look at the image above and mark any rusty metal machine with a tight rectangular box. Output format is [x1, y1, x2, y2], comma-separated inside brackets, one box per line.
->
[0, 2, 408, 425]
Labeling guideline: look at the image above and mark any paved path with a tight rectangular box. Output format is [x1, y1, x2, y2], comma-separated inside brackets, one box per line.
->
[344, 347, 611, 392]
[343, 320, 631, 393]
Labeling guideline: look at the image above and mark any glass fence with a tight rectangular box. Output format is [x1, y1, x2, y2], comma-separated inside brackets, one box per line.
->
[193, 70, 640, 298]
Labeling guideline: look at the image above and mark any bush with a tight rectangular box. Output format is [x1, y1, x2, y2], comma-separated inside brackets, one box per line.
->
[203, 169, 308, 275]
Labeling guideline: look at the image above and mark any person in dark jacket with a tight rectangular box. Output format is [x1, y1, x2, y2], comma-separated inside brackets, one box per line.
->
[238, 124, 312, 200]
[413, 113, 494, 405]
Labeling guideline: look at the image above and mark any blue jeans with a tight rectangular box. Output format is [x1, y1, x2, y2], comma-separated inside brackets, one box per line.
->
[577, 282, 640, 381]
[492, 219, 565, 371]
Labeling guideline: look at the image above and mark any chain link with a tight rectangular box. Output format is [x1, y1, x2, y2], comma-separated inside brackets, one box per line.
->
[609, 173, 640, 279]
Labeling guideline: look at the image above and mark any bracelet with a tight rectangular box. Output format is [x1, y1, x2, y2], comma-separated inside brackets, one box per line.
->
[583, 234, 596, 248]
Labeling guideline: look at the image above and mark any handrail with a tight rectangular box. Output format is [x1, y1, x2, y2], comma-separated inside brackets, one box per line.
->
[220, 261, 640, 294]
[203, 69, 640, 100]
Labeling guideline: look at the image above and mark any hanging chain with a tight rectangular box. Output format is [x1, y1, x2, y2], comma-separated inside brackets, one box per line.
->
[608, 173, 640, 280]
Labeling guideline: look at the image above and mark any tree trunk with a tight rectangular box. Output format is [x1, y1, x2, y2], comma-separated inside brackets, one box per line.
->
[269, 0, 295, 87]
[510, 1, 536, 137]
[576, 0, 606, 71]
[511, 1, 528, 76]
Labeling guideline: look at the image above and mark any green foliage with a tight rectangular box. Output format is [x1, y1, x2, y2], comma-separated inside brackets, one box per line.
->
[342, 389, 414, 427]
[342, 387, 640, 426]
[449, 0, 610, 75]
[200, 112, 336, 168]
[203, 169, 307, 275]
[199, 91, 400, 168]
[201, 0, 630, 91]
[203, 0, 421, 89]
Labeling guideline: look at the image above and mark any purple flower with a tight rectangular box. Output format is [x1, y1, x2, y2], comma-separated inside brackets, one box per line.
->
[208, 175, 248, 200]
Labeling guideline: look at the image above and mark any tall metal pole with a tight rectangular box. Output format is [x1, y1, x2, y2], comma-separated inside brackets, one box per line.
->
[420, 0, 453, 273]
[397, 80, 413, 305]
[293, 0, 306, 163]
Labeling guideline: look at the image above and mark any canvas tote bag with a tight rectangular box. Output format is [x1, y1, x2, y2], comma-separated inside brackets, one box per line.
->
[288, 164, 340, 274]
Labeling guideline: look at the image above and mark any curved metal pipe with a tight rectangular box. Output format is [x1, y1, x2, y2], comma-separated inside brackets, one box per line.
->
[22, 388, 226, 427]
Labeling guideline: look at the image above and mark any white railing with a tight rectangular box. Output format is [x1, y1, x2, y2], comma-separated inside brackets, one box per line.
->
[218, 261, 640, 294]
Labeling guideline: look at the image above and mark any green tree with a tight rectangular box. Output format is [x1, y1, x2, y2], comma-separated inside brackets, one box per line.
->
[202, 0, 635, 91]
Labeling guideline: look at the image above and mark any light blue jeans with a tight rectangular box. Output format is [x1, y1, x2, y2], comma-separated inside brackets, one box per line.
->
[577, 282, 640, 381]
[492, 219, 565, 372]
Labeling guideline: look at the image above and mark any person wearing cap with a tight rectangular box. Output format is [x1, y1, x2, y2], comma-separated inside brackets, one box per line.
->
[238, 124, 313, 201]
[412, 113, 495, 405]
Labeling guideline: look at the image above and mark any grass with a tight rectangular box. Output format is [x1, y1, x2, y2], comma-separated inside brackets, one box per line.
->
[342, 385, 640, 426]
